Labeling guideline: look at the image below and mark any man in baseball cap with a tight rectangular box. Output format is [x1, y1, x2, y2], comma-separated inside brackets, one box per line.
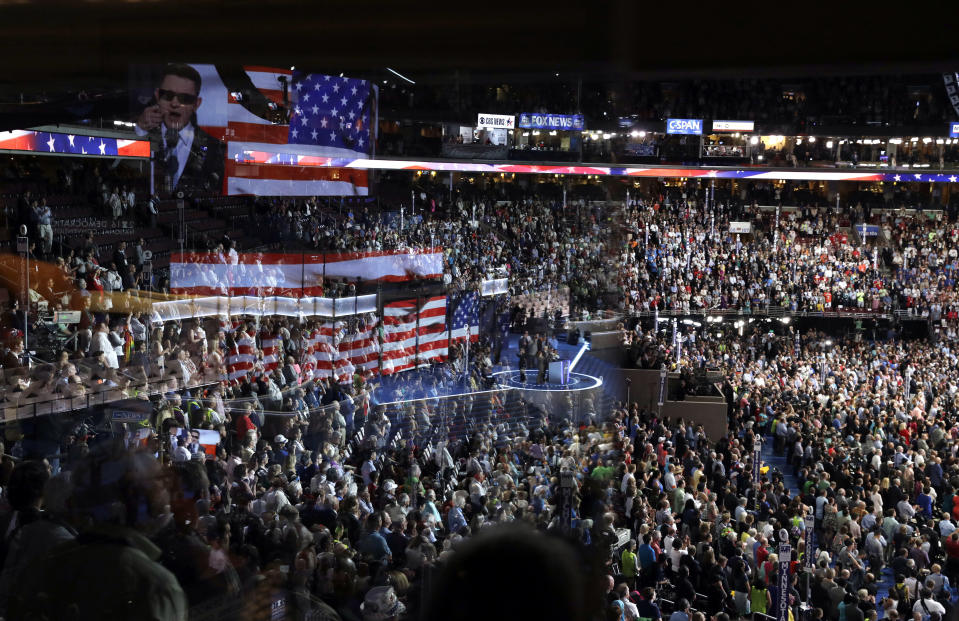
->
[361, 585, 405, 620]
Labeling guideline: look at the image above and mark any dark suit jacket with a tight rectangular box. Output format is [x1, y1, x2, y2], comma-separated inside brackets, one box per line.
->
[153, 125, 225, 196]
[113, 250, 128, 271]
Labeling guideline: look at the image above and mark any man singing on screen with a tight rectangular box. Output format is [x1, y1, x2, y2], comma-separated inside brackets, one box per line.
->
[136, 63, 225, 195]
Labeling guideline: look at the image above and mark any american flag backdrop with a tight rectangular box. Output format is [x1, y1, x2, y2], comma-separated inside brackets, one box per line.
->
[227, 329, 257, 382]
[381, 297, 448, 374]
[449, 291, 479, 343]
[260, 330, 281, 373]
[288, 73, 372, 154]
[178, 64, 374, 196]
[304, 317, 380, 383]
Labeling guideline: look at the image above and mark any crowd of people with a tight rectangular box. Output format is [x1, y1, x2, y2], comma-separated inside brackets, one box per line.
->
[0, 195, 958, 621]
[3, 288, 959, 620]
[12, 169, 959, 333]
[616, 187, 959, 322]
[212, 189, 614, 314]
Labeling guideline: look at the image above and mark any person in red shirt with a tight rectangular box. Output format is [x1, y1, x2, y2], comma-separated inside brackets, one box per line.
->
[234, 403, 256, 443]
[756, 540, 770, 568]
[944, 532, 959, 578]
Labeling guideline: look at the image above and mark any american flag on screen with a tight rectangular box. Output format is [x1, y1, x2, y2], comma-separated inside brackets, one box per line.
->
[450, 291, 479, 343]
[188, 64, 373, 196]
[288, 74, 372, 153]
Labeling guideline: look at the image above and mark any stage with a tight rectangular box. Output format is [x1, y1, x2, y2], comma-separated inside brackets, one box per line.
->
[366, 332, 615, 429]
[491, 370, 602, 392]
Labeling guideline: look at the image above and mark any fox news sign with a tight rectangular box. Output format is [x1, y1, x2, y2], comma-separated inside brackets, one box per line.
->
[666, 118, 703, 135]
[518, 113, 585, 131]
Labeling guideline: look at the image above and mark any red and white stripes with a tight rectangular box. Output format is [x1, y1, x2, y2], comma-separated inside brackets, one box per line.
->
[227, 330, 256, 382]
[260, 331, 281, 373]
[304, 318, 381, 382]
[381, 297, 448, 375]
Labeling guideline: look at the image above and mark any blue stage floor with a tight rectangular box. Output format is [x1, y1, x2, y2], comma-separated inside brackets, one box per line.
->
[492, 370, 602, 392]
[371, 334, 601, 405]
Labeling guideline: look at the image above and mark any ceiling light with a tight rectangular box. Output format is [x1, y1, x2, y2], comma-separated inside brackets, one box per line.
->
[386, 67, 416, 84]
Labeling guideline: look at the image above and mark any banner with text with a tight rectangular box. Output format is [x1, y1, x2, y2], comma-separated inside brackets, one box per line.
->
[518, 113, 585, 131]
[666, 118, 703, 135]
[476, 113, 515, 130]
[712, 120, 754, 132]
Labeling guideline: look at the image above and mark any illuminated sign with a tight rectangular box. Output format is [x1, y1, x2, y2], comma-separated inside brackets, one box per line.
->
[712, 120, 755, 132]
[518, 113, 585, 131]
[666, 118, 703, 135]
[477, 113, 515, 130]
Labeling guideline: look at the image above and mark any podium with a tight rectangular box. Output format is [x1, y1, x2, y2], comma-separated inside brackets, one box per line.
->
[549, 359, 570, 385]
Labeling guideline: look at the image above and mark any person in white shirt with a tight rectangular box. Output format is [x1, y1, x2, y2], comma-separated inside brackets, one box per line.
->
[172, 437, 192, 462]
[913, 587, 946, 618]
[91, 322, 119, 368]
[103, 266, 122, 292]
[621, 464, 636, 494]
[663, 464, 677, 491]
[361, 451, 378, 486]
[669, 538, 687, 573]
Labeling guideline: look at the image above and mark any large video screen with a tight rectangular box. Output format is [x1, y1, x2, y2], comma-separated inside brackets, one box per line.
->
[129, 64, 377, 197]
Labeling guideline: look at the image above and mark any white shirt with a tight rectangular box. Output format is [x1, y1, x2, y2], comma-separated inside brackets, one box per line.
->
[136, 122, 194, 188]
[91, 331, 119, 368]
[361, 459, 377, 486]
[913, 597, 946, 617]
